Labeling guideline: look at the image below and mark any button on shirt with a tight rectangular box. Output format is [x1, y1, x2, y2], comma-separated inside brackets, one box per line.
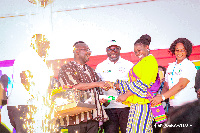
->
[165, 58, 198, 106]
[8, 48, 51, 106]
[96, 57, 134, 109]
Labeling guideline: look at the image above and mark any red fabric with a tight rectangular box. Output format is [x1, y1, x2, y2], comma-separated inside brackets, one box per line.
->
[48, 45, 200, 79]
[1, 45, 200, 79]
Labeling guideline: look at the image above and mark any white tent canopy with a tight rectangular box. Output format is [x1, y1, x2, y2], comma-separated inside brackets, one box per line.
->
[0, 0, 200, 61]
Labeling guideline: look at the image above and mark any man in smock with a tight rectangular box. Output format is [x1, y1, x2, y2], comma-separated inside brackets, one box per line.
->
[58, 41, 109, 133]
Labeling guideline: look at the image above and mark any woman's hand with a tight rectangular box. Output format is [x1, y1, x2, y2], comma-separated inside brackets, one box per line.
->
[114, 83, 120, 90]
[150, 94, 162, 106]
[116, 94, 128, 102]
[98, 81, 111, 91]
[116, 91, 133, 102]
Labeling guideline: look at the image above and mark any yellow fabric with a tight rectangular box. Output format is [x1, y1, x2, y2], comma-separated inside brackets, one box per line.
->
[124, 55, 158, 106]
[122, 95, 150, 106]
[131, 55, 158, 85]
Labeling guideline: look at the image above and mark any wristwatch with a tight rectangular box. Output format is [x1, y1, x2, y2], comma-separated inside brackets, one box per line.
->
[161, 94, 166, 101]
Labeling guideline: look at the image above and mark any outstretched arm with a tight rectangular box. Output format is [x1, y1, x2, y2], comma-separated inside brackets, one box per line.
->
[116, 91, 133, 102]
[161, 82, 169, 94]
[150, 78, 189, 105]
[73, 81, 111, 91]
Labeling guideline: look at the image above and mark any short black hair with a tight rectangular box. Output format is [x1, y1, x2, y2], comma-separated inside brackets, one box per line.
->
[134, 34, 151, 46]
[73, 41, 85, 47]
[169, 38, 193, 58]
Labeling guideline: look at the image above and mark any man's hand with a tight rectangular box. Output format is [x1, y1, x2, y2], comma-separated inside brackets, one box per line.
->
[99, 98, 110, 107]
[105, 81, 113, 88]
[99, 98, 108, 103]
[20, 70, 33, 91]
[98, 81, 111, 91]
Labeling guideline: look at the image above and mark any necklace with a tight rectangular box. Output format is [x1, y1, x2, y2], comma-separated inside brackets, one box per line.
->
[171, 62, 182, 85]
[171, 66, 175, 85]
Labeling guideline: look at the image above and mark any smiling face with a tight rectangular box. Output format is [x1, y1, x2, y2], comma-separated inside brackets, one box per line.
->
[106, 45, 121, 63]
[175, 43, 187, 64]
[134, 43, 149, 60]
[75, 43, 91, 64]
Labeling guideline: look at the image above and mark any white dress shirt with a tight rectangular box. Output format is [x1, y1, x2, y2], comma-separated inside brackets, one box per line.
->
[165, 58, 198, 106]
[8, 48, 51, 106]
[96, 57, 133, 109]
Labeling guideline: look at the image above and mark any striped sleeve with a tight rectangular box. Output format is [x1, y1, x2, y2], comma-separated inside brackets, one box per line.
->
[117, 79, 149, 98]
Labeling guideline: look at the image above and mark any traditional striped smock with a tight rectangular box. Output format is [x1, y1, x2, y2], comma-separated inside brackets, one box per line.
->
[58, 61, 108, 126]
[117, 55, 158, 133]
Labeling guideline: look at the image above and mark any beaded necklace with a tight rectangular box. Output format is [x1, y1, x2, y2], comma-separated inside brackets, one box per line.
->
[171, 62, 182, 85]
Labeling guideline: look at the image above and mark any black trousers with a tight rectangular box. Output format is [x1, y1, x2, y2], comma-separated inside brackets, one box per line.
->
[0, 123, 10, 133]
[103, 107, 130, 133]
[7, 105, 30, 133]
[67, 120, 99, 133]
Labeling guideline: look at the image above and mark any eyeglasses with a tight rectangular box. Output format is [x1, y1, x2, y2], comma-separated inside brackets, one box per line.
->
[107, 47, 120, 52]
[78, 48, 91, 52]
[175, 49, 186, 53]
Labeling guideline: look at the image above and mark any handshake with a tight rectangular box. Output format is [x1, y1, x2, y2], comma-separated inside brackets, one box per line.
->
[98, 81, 119, 91]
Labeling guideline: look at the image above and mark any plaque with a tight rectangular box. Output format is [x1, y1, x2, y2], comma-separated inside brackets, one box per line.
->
[52, 88, 96, 117]
[55, 102, 96, 117]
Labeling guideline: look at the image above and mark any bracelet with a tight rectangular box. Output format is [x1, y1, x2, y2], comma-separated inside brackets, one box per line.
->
[161, 94, 166, 101]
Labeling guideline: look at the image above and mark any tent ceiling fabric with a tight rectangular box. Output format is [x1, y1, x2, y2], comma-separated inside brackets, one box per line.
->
[0, 0, 157, 18]
[0, 0, 200, 61]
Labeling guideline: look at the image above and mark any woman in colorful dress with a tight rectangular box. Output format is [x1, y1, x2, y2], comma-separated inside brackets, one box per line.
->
[150, 38, 197, 111]
[115, 34, 159, 133]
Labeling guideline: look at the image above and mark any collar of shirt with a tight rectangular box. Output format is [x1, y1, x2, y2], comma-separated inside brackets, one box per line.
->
[175, 58, 188, 65]
[72, 61, 87, 71]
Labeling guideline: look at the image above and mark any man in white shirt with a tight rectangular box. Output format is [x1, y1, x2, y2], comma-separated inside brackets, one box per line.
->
[96, 40, 133, 133]
[7, 34, 51, 133]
